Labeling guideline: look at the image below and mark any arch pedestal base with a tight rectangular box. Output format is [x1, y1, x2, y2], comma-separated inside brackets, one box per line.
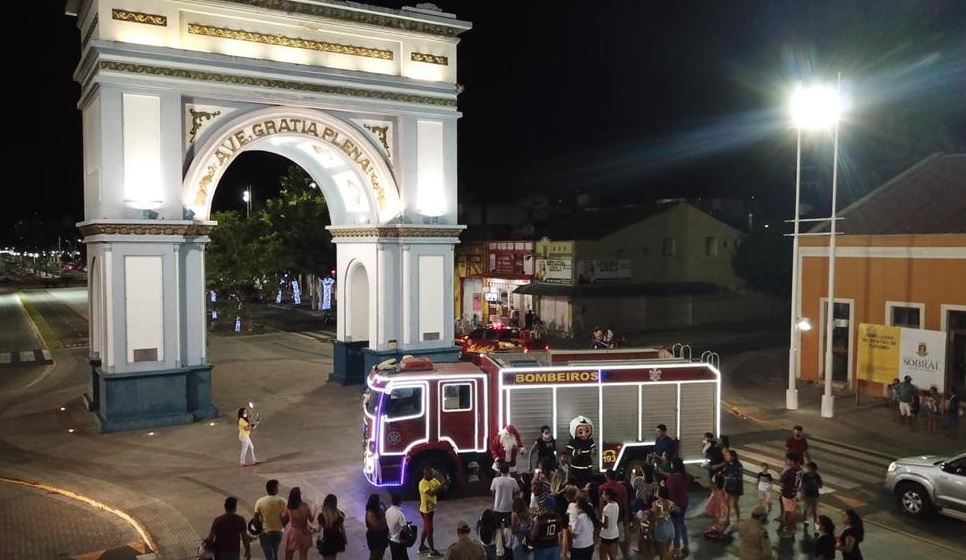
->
[84, 362, 218, 433]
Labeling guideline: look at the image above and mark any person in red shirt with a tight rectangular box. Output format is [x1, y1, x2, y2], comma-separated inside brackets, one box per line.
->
[784, 425, 810, 465]
[598, 469, 630, 559]
[208, 496, 252, 560]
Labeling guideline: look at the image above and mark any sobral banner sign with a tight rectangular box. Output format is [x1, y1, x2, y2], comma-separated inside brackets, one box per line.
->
[857, 323, 946, 391]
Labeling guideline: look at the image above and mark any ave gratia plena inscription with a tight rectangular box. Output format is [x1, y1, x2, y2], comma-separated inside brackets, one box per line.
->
[199, 117, 387, 210]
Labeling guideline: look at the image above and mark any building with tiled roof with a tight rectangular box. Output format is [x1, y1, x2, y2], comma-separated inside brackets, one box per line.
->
[796, 153, 966, 398]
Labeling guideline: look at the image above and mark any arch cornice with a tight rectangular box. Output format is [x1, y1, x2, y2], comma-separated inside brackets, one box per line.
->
[328, 225, 465, 240]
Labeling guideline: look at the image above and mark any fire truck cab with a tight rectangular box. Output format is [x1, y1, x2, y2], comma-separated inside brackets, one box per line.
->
[362, 347, 721, 497]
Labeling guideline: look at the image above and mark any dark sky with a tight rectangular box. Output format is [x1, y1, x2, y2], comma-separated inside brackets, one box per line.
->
[5, 1, 966, 245]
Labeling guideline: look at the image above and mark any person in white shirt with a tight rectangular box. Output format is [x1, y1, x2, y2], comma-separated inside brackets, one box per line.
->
[569, 498, 597, 560]
[490, 461, 519, 529]
[385, 493, 409, 560]
[598, 488, 620, 560]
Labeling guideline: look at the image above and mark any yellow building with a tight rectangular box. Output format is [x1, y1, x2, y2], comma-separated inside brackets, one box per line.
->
[797, 153, 966, 396]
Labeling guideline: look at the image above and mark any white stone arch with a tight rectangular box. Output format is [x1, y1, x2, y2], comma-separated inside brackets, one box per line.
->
[70, 0, 469, 432]
[184, 106, 402, 226]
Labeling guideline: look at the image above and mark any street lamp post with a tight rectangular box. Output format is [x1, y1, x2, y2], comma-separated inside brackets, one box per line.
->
[242, 187, 252, 218]
[787, 80, 842, 413]
[786, 126, 804, 410]
[821, 74, 843, 419]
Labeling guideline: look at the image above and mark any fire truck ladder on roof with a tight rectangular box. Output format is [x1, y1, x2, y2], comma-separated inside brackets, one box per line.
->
[700, 350, 720, 369]
[671, 343, 692, 361]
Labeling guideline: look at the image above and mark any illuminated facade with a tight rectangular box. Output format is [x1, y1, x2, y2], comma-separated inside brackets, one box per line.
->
[795, 153, 966, 396]
[68, 0, 470, 431]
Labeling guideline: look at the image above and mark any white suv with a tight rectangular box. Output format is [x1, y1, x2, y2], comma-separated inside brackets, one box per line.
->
[885, 450, 966, 521]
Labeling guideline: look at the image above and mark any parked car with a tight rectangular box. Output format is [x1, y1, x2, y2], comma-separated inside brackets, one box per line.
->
[885, 449, 966, 521]
[454, 324, 550, 362]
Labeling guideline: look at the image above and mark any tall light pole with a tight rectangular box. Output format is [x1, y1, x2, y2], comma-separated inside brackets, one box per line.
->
[821, 73, 843, 419]
[787, 81, 842, 411]
[242, 187, 252, 218]
[786, 124, 804, 410]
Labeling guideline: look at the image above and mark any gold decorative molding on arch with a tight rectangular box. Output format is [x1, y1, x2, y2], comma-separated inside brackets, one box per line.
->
[328, 226, 465, 239]
[96, 61, 457, 108]
[188, 23, 394, 60]
[223, 0, 460, 38]
[188, 109, 222, 144]
[364, 124, 391, 153]
[411, 52, 449, 65]
[78, 222, 215, 237]
[112, 9, 167, 27]
[81, 12, 98, 52]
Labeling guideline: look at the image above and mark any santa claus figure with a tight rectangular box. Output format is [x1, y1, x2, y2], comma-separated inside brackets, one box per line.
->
[490, 424, 525, 473]
[566, 415, 596, 489]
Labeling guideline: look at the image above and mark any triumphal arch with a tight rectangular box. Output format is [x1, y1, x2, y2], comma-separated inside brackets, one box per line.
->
[67, 0, 469, 432]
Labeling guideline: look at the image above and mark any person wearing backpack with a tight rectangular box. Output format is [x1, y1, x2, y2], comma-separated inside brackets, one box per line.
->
[801, 461, 824, 536]
[385, 493, 411, 560]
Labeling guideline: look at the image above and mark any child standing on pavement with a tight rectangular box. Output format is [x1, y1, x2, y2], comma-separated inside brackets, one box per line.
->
[801, 461, 823, 535]
[755, 463, 774, 514]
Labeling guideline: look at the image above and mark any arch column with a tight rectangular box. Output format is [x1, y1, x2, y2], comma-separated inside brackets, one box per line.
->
[79, 221, 217, 432]
[329, 225, 463, 384]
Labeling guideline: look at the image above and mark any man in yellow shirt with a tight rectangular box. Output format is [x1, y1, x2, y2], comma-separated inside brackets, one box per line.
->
[418, 467, 446, 558]
[254, 479, 287, 560]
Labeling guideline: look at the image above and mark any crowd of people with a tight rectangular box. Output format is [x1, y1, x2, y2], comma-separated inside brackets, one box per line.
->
[700, 426, 865, 560]
[209, 413, 876, 560]
[888, 375, 961, 437]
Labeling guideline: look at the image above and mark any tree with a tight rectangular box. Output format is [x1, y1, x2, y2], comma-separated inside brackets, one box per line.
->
[731, 226, 792, 297]
[258, 165, 335, 309]
[206, 209, 275, 328]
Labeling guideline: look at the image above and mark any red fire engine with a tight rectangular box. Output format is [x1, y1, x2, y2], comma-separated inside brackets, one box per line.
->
[361, 347, 721, 496]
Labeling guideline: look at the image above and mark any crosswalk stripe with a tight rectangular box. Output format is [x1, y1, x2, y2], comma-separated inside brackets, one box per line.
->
[0, 350, 54, 367]
[739, 443, 879, 488]
[734, 447, 848, 492]
[808, 438, 894, 468]
[738, 446, 861, 490]
[742, 442, 886, 484]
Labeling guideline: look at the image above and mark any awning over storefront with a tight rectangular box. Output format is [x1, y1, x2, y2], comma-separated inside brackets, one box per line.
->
[512, 281, 724, 297]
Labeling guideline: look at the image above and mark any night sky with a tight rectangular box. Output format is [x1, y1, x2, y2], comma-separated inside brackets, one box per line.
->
[6, 1, 966, 245]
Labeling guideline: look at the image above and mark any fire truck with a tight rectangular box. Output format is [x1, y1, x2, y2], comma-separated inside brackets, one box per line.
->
[361, 346, 721, 496]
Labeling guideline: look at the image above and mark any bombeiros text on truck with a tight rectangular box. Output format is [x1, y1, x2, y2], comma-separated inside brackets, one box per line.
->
[361, 346, 722, 496]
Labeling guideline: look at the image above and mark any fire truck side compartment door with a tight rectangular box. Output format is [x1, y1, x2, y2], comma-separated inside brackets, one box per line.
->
[504, 387, 553, 471]
[679, 381, 717, 463]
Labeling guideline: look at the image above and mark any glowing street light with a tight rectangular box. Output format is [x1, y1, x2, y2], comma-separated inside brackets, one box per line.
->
[242, 187, 252, 218]
[786, 78, 843, 415]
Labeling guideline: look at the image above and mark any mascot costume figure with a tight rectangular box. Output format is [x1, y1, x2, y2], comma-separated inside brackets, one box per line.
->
[566, 415, 596, 489]
[490, 424, 525, 473]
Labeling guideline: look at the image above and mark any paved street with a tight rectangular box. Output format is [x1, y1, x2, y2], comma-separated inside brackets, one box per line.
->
[0, 290, 963, 559]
